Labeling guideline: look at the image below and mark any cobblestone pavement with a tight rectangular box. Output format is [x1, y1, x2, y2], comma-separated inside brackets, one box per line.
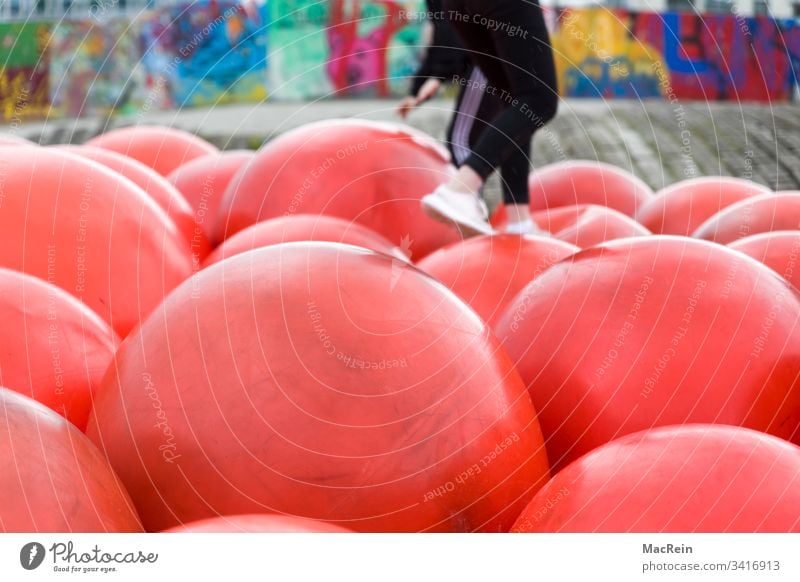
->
[7, 99, 800, 200]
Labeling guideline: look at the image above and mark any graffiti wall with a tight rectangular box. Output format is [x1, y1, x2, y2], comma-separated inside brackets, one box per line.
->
[2, 3, 800, 122]
[267, 0, 423, 99]
[551, 8, 800, 101]
[48, 18, 147, 117]
[0, 22, 51, 121]
[139, 0, 268, 108]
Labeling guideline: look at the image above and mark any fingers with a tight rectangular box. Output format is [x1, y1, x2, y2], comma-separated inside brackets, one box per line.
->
[397, 97, 419, 118]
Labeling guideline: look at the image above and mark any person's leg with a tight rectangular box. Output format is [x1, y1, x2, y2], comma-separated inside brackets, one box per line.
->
[445, 72, 468, 165]
[500, 141, 530, 207]
[500, 142, 548, 234]
[424, 0, 557, 236]
[421, 64, 497, 236]
[450, 67, 488, 166]
[449, 0, 558, 182]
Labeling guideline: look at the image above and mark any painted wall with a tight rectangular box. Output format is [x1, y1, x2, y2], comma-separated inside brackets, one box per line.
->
[267, 0, 422, 99]
[552, 8, 800, 101]
[0, 22, 51, 121]
[139, 0, 268, 108]
[48, 18, 148, 117]
[1, 3, 799, 121]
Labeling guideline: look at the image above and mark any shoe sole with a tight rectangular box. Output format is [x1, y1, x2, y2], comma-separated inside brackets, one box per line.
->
[421, 196, 494, 238]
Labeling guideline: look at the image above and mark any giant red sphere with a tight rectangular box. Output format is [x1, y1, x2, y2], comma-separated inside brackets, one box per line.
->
[528, 160, 654, 216]
[636, 177, 769, 235]
[0, 147, 194, 337]
[88, 243, 550, 532]
[205, 214, 409, 267]
[0, 389, 142, 532]
[86, 125, 218, 177]
[216, 120, 459, 258]
[495, 236, 800, 471]
[693, 192, 800, 244]
[416, 234, 578, 327]
[513, 425, 800, 532]
[165, 514, 352, 533]
[729, 231, 800, 290]
[0, 268, 116, 430]
[167, 150, 255, 243]
[490, 204, 649, 247]
[531, 204, 650, 248]
[57, 145, 210, 260]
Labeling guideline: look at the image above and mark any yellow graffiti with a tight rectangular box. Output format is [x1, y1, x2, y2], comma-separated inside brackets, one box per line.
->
[0, 71, 50, 120]
[552, 8, 666, 96]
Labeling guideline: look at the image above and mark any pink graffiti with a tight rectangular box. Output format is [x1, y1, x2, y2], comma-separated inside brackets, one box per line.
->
[326, 0, 406, 97]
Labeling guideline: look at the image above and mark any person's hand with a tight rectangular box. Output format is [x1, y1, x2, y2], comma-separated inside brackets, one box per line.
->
[397, 96, 418, 119]
[397, 78, 442, 119]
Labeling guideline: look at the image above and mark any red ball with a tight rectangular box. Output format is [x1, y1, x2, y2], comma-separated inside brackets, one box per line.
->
[513, 425, 800, 532]
[0, 268, 116, 430]
[164, 514, 352, 533]
[693, 192, 800, 244]
[86, 125, 218, 176]
[88, 243, 550, 532]
[216, 120, 459, 258]
[729, 231, 800, 290]
[531, 204, 650, 248]
[528, 160, 653, 216]
[167, 150, 255, 243]
[57, 145, 210, 260]
[0, 389, 142, 532]
[0, 147, 194, 337]
[416, 234, 578, 327]
[495, 236, 800, 471]
[205, 214, 409, 266]
[637, 177, 769, 236]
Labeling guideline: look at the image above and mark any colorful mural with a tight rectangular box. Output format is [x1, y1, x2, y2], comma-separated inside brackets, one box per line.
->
[267, 0, 423, 99]
[551, 8, 800, 101]
[3, 4, 800, 122]
[139, 0, 268, 108]
[0, 22, 51, 121]
[48, 18, 146, 117]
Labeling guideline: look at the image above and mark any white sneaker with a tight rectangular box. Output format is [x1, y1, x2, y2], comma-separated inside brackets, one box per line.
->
[421, 185, 494, 237]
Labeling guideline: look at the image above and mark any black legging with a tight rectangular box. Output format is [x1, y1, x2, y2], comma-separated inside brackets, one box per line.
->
[442, 0, 558, 198]
[446, 67, 529, 205]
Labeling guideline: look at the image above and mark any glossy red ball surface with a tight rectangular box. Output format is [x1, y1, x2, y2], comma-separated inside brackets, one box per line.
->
[86, 125, 218, 177]
[88, 243, 550, 532]
[204, 214, 409, 266]
[531, 204, 651, 248]
[495, 236, 800, 471]
[216, 120, 459, 258]
[513, 425, 800, 532]
[729, 230, 800, 290]
[58, 144, 209, 259]
[693, 192, 800, 244]
[167, 150, 255, 243]
[636, 177, 769, 236]
[0, 389, 142, 532]
[416, 234, 578, 327]
[0, 147, 194, 337]
[528, 160, 653, 216]
[0, 268, 116, 430]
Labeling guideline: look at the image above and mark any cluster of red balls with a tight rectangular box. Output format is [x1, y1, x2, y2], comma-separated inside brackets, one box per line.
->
[1, 120, 799, 534]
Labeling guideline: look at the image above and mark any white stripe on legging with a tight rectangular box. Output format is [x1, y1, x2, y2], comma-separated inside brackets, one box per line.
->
[451, 68, 488, 166]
